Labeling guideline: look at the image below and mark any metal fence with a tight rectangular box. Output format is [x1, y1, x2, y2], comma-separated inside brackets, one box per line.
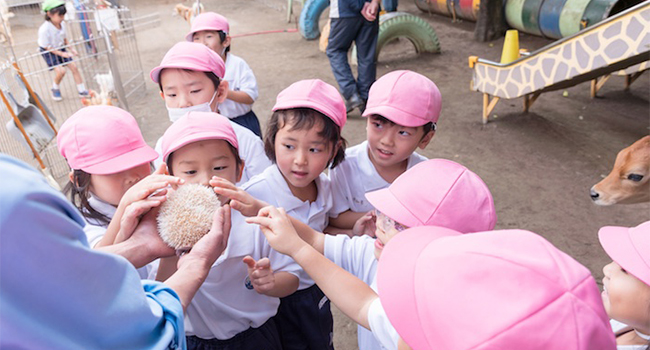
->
[0, 2, 159, 187]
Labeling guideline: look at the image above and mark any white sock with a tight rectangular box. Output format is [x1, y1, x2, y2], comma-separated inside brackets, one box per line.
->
[52, 82, 59, 89]
[76, 84, 86, 93]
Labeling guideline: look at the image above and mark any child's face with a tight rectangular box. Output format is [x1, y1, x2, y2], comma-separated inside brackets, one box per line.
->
[602, 261, 650, 331]
[160, 68, 226, 112]
[193, 31, 230, 59]
[170, 139, 241, 204]
[88, 163, 151, 206]
[373, 210, 408, 260]
[274, 120, 333, 197]
[366, 115, 434, 170]
[48, 11, 65, 25]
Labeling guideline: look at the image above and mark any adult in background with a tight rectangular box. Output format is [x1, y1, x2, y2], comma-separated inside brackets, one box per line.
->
[326, 0, 381, 113]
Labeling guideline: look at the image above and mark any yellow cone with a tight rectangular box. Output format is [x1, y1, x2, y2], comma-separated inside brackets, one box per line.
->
[500, 30, 520, 64]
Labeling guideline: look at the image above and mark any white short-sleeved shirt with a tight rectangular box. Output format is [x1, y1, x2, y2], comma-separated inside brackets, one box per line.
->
[611, 319, 649, 350]
[38, 21, 66, 49]
[323, 234, 398, 350]
[83, 195, 156, 280]
[329, 141, 427, 216]
[154, 120, 271, 186]
[148, 211, 299, 340]
[219, 53, 258, 119]
[243, 165, 334, 290]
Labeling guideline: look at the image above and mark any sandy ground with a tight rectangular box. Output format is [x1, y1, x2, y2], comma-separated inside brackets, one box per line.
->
[11, 0, 650, 348]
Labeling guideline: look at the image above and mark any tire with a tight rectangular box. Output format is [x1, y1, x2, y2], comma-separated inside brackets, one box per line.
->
[351, 12, 441, 62]
[299, 0, 329, 40]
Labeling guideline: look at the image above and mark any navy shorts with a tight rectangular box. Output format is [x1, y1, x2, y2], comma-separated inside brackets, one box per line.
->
[273, 284, 334, 350]
[186, 317, 282, 350]
[40, 47, 72, 69]
[231, 110, 262, 139]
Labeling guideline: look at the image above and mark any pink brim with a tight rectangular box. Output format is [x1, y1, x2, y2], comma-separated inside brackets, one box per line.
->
[273, 100, 344, 128]
[150, 62, 212, 84]
[185, 26, 227, 42]
[164, 131, 238, 164]
[362, 104, 430, 127]
[377, 227, 461, 349]
[599, 226, 650, 286]
[365, 188, 422, 228]
[82, 145, 158, 175]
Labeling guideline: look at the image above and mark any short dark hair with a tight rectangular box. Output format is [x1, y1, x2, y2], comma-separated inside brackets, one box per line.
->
[370, 114, 436, 138]
[167, 141, 243, 177]
[264, 108, 347, 169]
[158, 69, 221, 92]
[45, 4, 66, 21]
[192, 30, 231, 54]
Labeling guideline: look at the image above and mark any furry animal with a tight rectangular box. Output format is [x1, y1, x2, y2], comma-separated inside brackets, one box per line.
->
[157, 184, 220, 251]
[590, 135, 650, 205]
[173, 2, 204, 24]
[81, 72, 115, 106]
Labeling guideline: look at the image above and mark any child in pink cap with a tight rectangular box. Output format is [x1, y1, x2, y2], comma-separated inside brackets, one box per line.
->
[375, 227, 616, 350]
[154, 111, 300, 350]
[57, 106, 184, 278]
[232, 79, 347, 350]
[150, 41, 270, 185]
[599, 221, 650, 349]
[241, 158, 495, 350]
[187, 12, 261, 137]
[328, 70, 441, 233]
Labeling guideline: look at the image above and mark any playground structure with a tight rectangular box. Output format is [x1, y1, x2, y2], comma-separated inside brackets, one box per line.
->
[468, 1, 649, 124]
[0, 2, 159, 185]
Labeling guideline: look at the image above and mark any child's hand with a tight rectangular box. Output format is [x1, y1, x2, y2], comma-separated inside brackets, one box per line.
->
[119, 163, 184, 210]
[246, 206, 305, 256]
[242, 256, 275, 295]
[210, 176, 268, 217]
[70, 48, 79, 57]
[352, 211, 376, 237]
[178, 204, 232, 270]
[114, 197, 166, 243]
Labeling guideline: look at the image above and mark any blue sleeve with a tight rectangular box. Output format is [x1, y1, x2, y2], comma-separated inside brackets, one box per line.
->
[0, 155, 186, 350]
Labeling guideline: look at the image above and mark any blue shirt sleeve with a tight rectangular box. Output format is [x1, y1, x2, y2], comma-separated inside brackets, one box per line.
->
[0, 155, 185, 350]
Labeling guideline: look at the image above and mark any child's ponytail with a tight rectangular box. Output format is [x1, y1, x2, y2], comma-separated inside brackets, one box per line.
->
[64, 170, 111, 226]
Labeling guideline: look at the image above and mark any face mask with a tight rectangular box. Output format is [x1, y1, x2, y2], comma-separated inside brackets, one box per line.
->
[166, 90, 218, 122]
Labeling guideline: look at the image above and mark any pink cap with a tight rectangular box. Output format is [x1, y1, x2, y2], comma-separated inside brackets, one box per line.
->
[378, 228, 616, 350]
[272, 79, 346, 128]
[161, 111, 238, 163]
[366, 159, 496, 232]
[362, 70, 442, 127]
[599, 220, 650, 286]
[185, 12, 229, 41]
[150, 41, 225, 84]
[57, 106, 158, 175]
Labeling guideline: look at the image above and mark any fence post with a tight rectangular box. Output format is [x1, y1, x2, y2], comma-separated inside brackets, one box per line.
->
[97, 9, 129, 110]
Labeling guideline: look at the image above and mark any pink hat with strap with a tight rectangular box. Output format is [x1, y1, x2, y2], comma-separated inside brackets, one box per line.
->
[150, 41, 225, 83]
[185, 12, 230, 41]
[599, 220, 650, 286]
[57, 106, 158, 175]
[362, 70, 442, 127]
[161, 111, 238, 163]
[366, 159, 496, 232]
[377, 228, 615, 350]
[272, 79, 347, 128]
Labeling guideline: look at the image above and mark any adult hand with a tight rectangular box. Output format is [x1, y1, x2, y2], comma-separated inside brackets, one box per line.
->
[127, 208, 176, 262]
[246, 206, 305, 256]
[177, 204, 232, 271]
[361, 0, 380, 21]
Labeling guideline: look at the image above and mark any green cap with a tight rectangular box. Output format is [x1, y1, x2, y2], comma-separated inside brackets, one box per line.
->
[42, 0, 65, 12]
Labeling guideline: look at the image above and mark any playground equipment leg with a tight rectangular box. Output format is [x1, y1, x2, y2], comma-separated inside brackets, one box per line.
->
[13, 62, 57, 136]
[523, 92, 541, 112]
[625, 71, 645, 90]
[482, 93, 500, 124]
[590, 74, 611, 98]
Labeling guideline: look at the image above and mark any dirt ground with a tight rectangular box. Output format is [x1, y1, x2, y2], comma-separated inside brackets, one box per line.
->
[20, 0, 650, 347]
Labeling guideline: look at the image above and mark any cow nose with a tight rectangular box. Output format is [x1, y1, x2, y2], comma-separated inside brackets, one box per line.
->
[590, 188, 600, 200]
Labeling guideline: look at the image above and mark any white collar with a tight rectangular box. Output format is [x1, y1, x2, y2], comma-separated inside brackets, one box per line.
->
[87, 194, 117, 219]
[636, 330, 650, 340]
[266, 165, 326, 212]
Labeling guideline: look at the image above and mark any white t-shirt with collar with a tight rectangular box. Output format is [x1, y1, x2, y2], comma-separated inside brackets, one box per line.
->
[38, 21, 66, 49]
[243, 165, 334, 290]
[83, 195, 155, 280]
[219, 53, 258, 119]
[154, 120, 271, 186]
[148, 211, 300, 340]
[611, 319, 649, 350]
[324, 234, 398, 350]
[328, 140, 427, 217]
